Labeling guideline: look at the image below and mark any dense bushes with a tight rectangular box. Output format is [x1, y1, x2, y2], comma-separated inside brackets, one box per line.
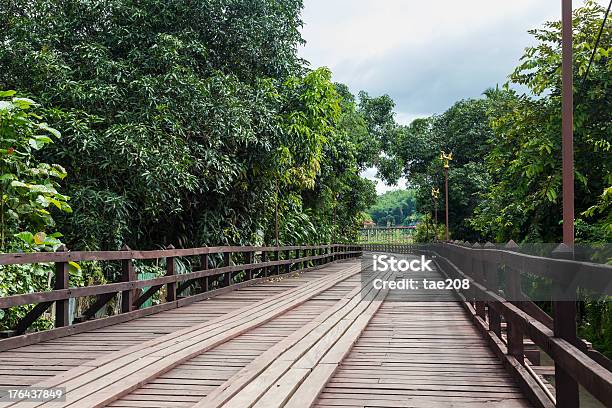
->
[0, 92, 70, 252]
[391, 1, 610, 244]
[367, 190, 418, 227]
[0, 92, 73, 330]
[0, 0, 389, 250]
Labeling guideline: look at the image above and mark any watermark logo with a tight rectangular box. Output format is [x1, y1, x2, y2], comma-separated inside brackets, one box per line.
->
[372, 254, 433, 272]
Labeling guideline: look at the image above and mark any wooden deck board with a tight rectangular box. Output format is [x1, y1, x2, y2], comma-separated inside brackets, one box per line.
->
[0, 258, 539, 408]
[0, 266, 346, 387]
[107, 300, 339, 407]
[313, 298, 532, 408]
[0, 262, 361, 407]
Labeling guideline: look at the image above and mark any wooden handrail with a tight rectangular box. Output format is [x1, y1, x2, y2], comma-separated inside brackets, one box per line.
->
[0, 244, 363, 346]
[0, 244, 350, 265]
[362, 243, 612, 408]
[363, 243, 612, 292]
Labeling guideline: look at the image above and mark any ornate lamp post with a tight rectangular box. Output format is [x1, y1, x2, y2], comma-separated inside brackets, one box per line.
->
[431, 187, 440, 241]
[440, 151, 453, 241]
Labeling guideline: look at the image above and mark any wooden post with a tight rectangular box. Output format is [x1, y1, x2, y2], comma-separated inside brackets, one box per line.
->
[284, 249, 291, 274]
[54, 245, 69, 328]
[244, 251, 253, 280]
[223, 252, 232, 286]
[488, 305, 502, 338]
[121, 245, 136, 313]
[275, 249, 280, 275]
[562, 0, 574, 246]
[166, 245, 176, 302]
[261, 250, 268, 277]
[200, 254, 209, 293]
[559, 1, 577, 403]
[553, 242, 579, 408]
[507, 318, 524, 364]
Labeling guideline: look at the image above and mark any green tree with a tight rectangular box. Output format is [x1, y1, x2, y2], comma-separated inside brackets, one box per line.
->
[0, 91, 70, 252]
[0, 0, 308, 249]
[391, 98, 494, 241]
[471, 1, 611, 243]
[367, 189, 418, 227]
[0, 0, 391, 251]
[0, 91, 76, 331]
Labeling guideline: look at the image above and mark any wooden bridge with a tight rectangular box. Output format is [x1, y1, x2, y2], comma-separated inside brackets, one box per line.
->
[0, 243, 610, 408]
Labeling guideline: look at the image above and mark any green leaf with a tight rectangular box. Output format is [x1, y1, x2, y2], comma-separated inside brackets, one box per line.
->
[0, 173, 17, 181]
[10, 180, 28, 188]
[34, 231, 47, 245]
[14, 231, 34, 244]
[38, 123, 61, 138]
[12, 97, 38, 109]
[0, 90, 17, 97]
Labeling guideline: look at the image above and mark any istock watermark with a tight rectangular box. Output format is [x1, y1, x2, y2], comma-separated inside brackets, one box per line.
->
[361, 252, 471, 302]
[361, 244, 612, 303]
[372, 254, 433, 272]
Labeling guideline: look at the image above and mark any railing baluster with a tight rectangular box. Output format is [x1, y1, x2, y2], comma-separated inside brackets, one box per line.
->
[200, 254, 209, 293]
[275, 249, 280, 275]
[261, 250, 268, 277]
[223, 251, 231, 286]
[243, 251, 253, 280]
[296, 248, 302, 271]
[284, 249, 291, 274]
[166, 245, 176, 302]
[54, 245, 69, 328]
[507, 317, 524, 364]
[121, 245, 135, 313]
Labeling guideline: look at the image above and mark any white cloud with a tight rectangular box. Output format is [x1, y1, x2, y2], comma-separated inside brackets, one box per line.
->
[300, 0, 603, 119]
[361, 167, 407, 195]
[301, 0, 553, 69]
[306, 0, 605, 193]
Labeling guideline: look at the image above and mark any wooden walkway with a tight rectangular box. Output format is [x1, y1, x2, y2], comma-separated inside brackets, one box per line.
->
[0, 258, 532, 408]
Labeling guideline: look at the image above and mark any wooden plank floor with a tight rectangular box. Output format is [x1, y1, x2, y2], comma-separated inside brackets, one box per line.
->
[0, 264, 355, 387]
[0, 258, 536, 408]
[314, 297, 532, 408]
[108, 299, 343, 407]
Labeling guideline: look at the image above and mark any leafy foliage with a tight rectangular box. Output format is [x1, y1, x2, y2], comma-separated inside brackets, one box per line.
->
[0, 0, 383, 250]
[0, 91, 70, 252]
[367, 189, 418, 227]
[470, 1, 611, 243]
[391, 98, 493, 241]
[388, 1, 610, 245]
[414, 213, 445, 243]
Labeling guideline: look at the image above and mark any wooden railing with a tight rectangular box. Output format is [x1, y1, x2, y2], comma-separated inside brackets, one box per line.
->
[363, 242, 612, 408]
[0, 244, 362, 350]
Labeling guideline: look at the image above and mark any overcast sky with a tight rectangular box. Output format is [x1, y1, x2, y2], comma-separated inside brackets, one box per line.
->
[298, 0, 602, 194]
